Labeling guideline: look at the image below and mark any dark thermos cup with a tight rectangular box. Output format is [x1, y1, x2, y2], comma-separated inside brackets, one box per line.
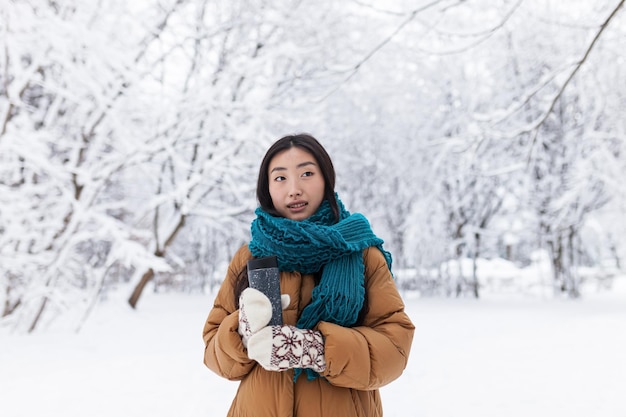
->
[247, 256, 283, 326]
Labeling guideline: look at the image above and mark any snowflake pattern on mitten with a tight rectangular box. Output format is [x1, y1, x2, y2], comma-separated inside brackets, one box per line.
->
[238, 299, 252, 342]
[270, 325, 326, 373]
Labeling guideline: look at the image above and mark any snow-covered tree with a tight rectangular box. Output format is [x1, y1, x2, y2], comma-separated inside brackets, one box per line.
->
[1, 0, 625, 333]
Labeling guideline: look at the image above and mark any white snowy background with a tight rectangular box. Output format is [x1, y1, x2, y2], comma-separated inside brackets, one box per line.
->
[2, 1, 626, 415]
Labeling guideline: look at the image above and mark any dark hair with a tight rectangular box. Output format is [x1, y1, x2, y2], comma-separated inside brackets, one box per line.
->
[256, 133, 340, 222]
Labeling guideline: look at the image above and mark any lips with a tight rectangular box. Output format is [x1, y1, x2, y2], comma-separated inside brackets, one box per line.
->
[287, 201, 308, 209]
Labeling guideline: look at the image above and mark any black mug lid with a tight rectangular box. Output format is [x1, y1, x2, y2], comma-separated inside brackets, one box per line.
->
[247, 255, 278, 270]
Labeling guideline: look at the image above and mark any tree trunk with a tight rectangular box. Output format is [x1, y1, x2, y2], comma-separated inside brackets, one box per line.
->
[127, 214, 186, 309]
[3, 284, 21, 318]
[28, 296, 49, 333]
[547, 236, 561, 294]
[128, 268, 155, 309]
[565, 226, 580, 298]
[472, 232, 481, 298]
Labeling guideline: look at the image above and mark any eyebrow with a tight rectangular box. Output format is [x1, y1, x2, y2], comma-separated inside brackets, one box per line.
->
[270, 161, 317, 173]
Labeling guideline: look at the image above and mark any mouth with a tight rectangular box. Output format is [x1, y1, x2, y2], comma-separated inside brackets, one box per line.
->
[287, 201, 308, 210]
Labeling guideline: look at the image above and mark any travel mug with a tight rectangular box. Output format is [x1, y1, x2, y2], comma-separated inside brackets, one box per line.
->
[247, 256, 283, 326]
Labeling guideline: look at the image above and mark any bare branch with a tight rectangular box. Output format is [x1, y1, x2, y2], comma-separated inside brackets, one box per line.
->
[319, 0, 449, 100]
[525, 0, 625, 163]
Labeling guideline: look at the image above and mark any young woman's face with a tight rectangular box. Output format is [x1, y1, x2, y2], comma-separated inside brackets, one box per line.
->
[268, 146, 325, 221]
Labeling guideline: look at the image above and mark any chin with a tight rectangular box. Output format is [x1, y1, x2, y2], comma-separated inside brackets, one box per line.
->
[285, 212, 310, 221]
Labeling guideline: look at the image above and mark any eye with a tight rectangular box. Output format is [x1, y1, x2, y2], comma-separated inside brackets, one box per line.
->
[302, 171, 314, 177]
[274, 175, 286, 182]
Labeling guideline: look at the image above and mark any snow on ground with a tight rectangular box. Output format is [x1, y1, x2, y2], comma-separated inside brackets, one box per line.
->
[1, 278, 626, 417]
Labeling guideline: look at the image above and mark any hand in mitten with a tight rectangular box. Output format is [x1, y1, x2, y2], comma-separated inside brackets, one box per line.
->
[247, 325, 326, 373]
[238, 288, 289, 348]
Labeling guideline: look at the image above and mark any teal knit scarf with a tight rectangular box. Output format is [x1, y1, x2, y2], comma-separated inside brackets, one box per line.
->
[249, 195, 392, 381]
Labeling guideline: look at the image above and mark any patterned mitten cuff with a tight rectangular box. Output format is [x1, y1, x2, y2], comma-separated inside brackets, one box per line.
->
[238, 288, 272, 348]
[247, 325, 326, 373]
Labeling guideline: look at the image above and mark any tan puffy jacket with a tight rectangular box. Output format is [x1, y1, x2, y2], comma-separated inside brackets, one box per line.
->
[202, 245, 415, 417]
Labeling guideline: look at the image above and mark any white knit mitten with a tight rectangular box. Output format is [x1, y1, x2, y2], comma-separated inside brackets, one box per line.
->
[247, 325, 326, 373]
[238, 288, 290, 348]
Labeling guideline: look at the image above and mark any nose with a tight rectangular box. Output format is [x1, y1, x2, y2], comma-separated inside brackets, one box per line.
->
[288, 179, 302, 197]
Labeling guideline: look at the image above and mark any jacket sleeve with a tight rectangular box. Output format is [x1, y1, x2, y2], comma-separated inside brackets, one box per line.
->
[202, 246, 256, 381]
[318, 247, 415, 390]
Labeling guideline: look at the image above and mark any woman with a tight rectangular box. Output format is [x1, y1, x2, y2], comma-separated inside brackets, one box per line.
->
[202, 133, 415, 416]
